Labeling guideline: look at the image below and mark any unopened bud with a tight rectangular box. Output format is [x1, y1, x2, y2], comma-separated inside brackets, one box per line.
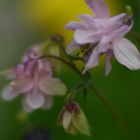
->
[59, 102, 91, 136]
[126, 6, 133, 17]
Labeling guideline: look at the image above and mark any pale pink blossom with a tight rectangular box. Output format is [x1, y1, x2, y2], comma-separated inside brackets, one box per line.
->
[2, 46, 67, 112]
[65, 0, 140, 75]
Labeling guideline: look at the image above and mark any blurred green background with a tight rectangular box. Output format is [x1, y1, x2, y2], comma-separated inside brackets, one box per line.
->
[0, 0, 140, 140]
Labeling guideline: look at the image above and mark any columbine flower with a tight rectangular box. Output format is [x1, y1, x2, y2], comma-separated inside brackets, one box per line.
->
[2, 46, 67, 112]
[59, 102, 91, 136]
[65, 0, 140, 75]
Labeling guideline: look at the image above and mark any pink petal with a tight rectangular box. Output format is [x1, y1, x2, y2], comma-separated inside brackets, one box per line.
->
[1, 85, 20, 100]
[113, 38, 140, 70]
[118, 23, 134, 37]
[39, 78, 67, 96]
[11, 79, 33, 93]
[83, 48, 99, 74]
[109, 13, 126, 23]
[105, 50, 113, 76]
[15, 64, 25, 77]
[25, 90, 45, 109]
[78, 14, 98, 29]
[65, 22, 86, 30]
[85, 0, 110, 18]
[95, 18, 123, 30]
[66, 40, 80, 54]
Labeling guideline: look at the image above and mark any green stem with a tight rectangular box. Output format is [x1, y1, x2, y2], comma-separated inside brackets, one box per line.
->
[39, 54, 133, 139]
[39, 54, 84, 79]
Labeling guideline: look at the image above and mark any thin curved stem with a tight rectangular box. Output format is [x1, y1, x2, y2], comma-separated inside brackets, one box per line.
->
[39, 54, 133, 139]
[39, 55, 82, 77]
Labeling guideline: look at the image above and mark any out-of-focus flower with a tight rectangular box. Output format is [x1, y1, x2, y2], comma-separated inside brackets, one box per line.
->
[1, 46, 67, 112]
[59, 102, 91, 136]
[65, 0, 140, 75]
[24, 128, 51, 140]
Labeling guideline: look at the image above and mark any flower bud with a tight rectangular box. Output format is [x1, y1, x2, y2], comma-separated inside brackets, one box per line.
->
[126, 5, 133, 17]
[59, 102, 91, 136]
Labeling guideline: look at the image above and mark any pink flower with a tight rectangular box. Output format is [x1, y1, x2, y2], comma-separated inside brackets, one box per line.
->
[2, 46, 67, 112]
[65, 0, 140, 75]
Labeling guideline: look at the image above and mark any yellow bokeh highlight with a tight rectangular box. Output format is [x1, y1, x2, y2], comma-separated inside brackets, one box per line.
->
[21, 0, 122, 43]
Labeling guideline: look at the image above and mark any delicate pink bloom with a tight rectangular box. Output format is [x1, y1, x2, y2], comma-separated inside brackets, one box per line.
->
[65, 0, 140, 75]
[2, 46, 67, 112]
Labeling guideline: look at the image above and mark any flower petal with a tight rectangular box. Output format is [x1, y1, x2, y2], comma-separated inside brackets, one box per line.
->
[109, 13, 126, 23]
[1, 85, 19, 100]
[62, 111, 74, 130]
[85, 0, 110, 18]
[74, 29, 100, 44]
[78, 14, 98, 29]
[26, 90, 45, 109]
[39, 78, 67, 96]
[66, 40, 81, 54]
[65, 22, 86, 31]
[72, 110, 91, 136]
[11, 79, 33, 93]
[113, 38, 140, 70]
[105, 50, 113, 76]
[15, 64, 25, 77]
[83, 48, 99, 74]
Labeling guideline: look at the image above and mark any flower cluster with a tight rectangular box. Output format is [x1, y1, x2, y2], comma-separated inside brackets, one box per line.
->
[0, 0, 140, 137]
[2, 46, 67, 112]
[65, 0, 140, 75]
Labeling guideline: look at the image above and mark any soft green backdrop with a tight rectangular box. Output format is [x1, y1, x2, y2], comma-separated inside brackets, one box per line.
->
[0, 0, 140, 140]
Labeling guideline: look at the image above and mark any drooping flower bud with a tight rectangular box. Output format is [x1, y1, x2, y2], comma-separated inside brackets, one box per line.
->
[59, 102, 91, 136]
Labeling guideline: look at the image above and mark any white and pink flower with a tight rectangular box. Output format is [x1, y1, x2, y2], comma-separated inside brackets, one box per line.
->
[65, 0, 140, 75]
[2, 46, 67, 112]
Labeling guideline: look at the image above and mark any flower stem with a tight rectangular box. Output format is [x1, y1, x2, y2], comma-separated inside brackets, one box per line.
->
[39, 54, 134, 139]
[39, 54, 83, 79]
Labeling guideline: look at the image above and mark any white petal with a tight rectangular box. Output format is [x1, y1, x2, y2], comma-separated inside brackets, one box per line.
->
[39, 78, 67, 96]
[113, 38, 140, 70]
[1, 85, 19, 100]
[26, 91, 45, 109]
[74, 29, 100, 44]
[62, 111, 74, 130]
